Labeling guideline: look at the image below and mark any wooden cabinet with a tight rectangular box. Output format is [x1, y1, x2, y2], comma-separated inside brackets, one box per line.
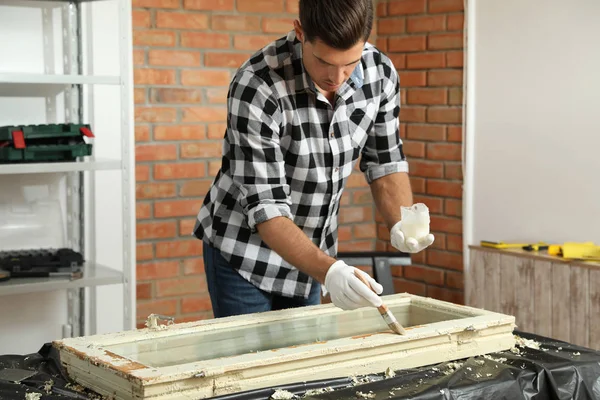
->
[466, 245, 600, 350]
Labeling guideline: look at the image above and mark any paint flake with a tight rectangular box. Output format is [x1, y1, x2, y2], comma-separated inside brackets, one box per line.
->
[356, 391, 376, 399]
[25, 394, 42, 400]
[443, 361, 464, 375]
[305, 387, 333, 396]
[65, 382, 86, 393]
[483, 354, 507, 363]
[514, 335, 541, 350]
[350, 375, 374, 386]
[145, 313, 175, 330]
[304, 387, 334, 396]
[43, 379, 54, 394]
[270, 389, 297, 399]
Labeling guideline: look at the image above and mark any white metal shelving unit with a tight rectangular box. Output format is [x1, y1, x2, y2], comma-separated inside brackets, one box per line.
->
[0, 73, 121, 85]
[0, 159, 122, 174]
[0, 263, 124, 297]
[0, 0, 135, 353]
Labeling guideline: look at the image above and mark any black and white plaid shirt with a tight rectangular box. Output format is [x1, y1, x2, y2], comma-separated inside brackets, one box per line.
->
[193, 30, 408, 299]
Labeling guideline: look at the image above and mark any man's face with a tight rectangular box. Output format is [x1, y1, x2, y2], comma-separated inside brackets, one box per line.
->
[294, 21, 364, 94]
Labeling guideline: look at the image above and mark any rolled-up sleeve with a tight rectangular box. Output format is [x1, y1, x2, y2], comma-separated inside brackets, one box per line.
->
[227, 71, 293, 232]
[360, 59, 409, 184]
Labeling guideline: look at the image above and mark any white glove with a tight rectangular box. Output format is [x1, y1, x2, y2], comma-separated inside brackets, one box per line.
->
[323, 261, 383, 310]
[390, 221, 435, 253]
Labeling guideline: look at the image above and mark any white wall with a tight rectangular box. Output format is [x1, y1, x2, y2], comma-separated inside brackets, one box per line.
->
[465, 0, 600, 252]
[0, 0, 132, 354]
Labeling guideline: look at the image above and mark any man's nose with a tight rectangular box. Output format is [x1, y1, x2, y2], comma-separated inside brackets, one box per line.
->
[329, 67, 346, 85]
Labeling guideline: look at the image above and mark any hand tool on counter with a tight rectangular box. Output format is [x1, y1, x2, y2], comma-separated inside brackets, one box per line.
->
[557, 242, 600, 261]
[480, 241, 549, 251]
[353, 270, 406, 335]
[481, 240, 600, 262]
[522, 244, 550, 251]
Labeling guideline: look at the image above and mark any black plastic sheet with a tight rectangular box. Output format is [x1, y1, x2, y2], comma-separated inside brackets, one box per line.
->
[1, 331, 599, 399]
[0, 343, 95, 399]
[214, 331, 600, 400]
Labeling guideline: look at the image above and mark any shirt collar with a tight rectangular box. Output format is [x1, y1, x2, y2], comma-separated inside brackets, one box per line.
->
[289, 31, 316, 94]
[349, 61, 364, 89]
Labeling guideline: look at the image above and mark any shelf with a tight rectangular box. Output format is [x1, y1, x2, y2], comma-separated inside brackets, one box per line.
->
[0, 263, 123, 297]
[9, 0, 107, 3]
[0, 73, 120, 85]
[0, 158, 122, 174]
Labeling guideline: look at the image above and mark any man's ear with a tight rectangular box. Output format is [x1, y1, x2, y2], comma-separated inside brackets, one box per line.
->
[293, 20, 304, 42]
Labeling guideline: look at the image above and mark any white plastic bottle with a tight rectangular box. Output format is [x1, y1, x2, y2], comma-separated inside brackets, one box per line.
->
[400, 203, 430, 240]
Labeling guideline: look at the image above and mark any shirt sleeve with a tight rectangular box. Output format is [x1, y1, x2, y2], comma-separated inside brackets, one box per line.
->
[226, 70, 293, 232]
[359, 57, 409, 184]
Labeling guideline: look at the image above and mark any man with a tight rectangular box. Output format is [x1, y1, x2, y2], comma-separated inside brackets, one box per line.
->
[193, 0, 434, 318]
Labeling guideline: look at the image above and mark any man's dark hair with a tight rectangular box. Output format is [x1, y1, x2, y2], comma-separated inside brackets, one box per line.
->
[299, 0, 374, 49]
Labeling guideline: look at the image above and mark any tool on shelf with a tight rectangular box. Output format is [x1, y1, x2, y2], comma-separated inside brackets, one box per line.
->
[480, 241, 549, 251]
[0, 123, 94, 163]
[522, 244, 549, 251]
[353, 270, 406, 335]
[481, 240, 600, 262]
[0, 248, 84, 279]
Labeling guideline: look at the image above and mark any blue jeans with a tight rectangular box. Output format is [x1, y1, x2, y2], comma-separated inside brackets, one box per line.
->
[203, 242, 322, 318]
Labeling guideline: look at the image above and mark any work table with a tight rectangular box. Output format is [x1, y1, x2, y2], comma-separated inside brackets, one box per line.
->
[1, 331, 598, 400]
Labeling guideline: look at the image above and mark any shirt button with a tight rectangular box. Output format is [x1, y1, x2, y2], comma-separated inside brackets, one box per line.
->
[334, 167, 339, 173]
[330, 132, 335, 138]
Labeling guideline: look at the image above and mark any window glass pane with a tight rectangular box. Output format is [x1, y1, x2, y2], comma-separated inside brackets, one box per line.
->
[104, 304, 463, 368]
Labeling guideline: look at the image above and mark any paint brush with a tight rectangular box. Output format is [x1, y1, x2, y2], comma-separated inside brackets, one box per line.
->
[354, 270, 407, 335]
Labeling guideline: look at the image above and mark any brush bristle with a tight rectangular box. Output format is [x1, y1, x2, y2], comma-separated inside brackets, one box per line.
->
[389, 321, 407, 335]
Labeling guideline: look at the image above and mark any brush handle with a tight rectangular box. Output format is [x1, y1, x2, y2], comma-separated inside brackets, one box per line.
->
[353, 270, 386, 313]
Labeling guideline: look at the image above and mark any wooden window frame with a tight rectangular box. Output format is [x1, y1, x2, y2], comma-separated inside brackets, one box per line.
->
[54, 293, 516, 400]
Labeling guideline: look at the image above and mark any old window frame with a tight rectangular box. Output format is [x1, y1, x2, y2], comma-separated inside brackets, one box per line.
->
[54, 293, 516, 400]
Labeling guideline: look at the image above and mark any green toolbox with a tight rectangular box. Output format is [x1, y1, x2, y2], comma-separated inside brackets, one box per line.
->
[0, 123, 94, 163]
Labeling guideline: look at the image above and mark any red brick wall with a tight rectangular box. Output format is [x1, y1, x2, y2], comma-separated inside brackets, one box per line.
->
[133, 0, 464, 326]
[375, 0, 465, 304]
